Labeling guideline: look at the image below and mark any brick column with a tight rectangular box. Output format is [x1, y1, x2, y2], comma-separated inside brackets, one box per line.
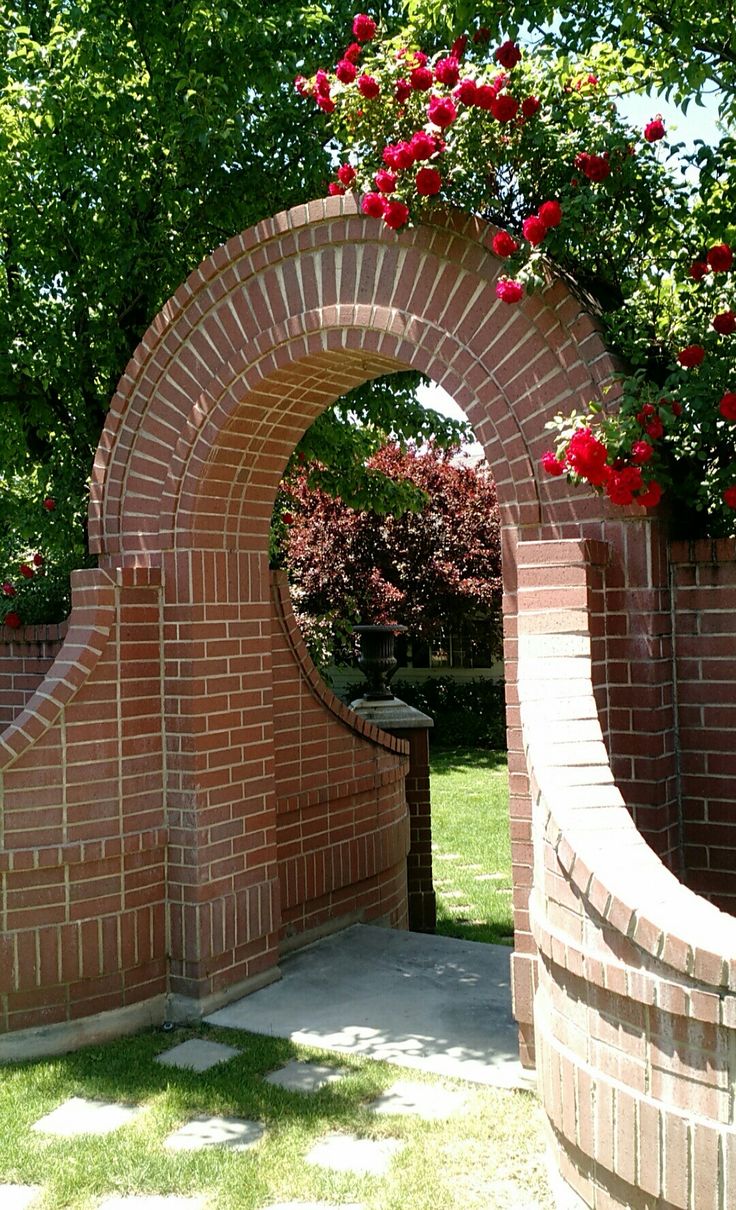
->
[349, 695, 436, 932]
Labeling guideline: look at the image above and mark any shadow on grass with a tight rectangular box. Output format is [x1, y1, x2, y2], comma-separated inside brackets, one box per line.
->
[429, 747, 508, 775]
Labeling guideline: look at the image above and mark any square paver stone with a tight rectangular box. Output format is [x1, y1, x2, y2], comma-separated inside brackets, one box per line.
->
[156, 1039, 240, 1072]
[265, 1061, 348, 1094]
[366, 1079, 466, 1120]
[305, 1133, 404, 1176]
[0, 1186, 42, 1210]
[31, 1097, 142, 1137]
[97, 1198, 208, 1210]
[164, 1115, 265, 1152]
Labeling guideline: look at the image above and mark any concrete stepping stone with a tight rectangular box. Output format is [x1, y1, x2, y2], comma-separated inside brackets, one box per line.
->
[31, 1096, 141, 1136]
[366, 1079, 466, 1120]
[164, 1114, 264, 1152]
[265, 1060, 347, 1093]
[156, 1038, 240, 1072]
[305, 1133, 404, 1176]
[98, 1198, 207, 1210]
[0, 1186, 42, 1210]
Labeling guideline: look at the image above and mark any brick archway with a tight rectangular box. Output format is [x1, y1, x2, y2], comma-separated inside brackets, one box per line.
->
[9, 195, 730, 1209]
[89, 196, 624, 1022]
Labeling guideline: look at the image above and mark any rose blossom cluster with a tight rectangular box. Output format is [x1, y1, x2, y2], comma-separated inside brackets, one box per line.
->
[298, 14, 736, 528]
[298, 14, 543, 233]
[1, 498, 55, 629]
[541, 408, 669, 511]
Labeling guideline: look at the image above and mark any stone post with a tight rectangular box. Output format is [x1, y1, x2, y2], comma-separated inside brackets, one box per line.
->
[349, 694, 436, 932]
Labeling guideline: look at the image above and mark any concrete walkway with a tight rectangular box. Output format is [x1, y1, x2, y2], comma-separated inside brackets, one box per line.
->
[207, 924, 535, 1090]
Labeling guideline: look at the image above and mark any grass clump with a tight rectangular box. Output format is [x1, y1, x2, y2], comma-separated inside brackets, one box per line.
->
[430, 747, 513, 946]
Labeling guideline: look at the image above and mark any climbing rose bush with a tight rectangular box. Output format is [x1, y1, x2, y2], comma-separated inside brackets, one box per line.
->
[297, 14, 736, 535]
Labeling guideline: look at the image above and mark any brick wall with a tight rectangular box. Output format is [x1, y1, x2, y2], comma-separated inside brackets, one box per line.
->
[520, 537, 736, 1210]
[671, 539, 736, 914]
[0, 623, 67, 729]
[0, 567, 167, 1048]
[271, 572, 410, 945]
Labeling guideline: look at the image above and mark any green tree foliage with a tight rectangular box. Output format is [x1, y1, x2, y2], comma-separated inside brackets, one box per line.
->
[404, 0, 736, 118]
[0, 0, 466, 623]
[280, 440, 503, 669]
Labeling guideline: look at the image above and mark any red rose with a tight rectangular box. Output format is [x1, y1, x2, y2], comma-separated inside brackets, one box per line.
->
[4, 611, 21, 629]
[33, 553, 44, 567]
[566, 427, 609, 485]
[427, 94, 457, 128]
[677, 344, 705, 367]
[416, 166, 442, 196]
[315, 69, 331, 98]
[707, 243, 733, 273]
[636, 402, 656, 422]
[344, 42, 362, 64]
[492, 230, 519, 258]
[719, 391, 736, 420]
[451, 35, 468, 58]
[2, 582, 15, 597]
[383, 141, 415, 170]
[410, 130, 436, 160]
[541, 452, 565, 477]
[374, 168, 397, 193]
[383, 199, 410, 230]
[575, 152, 610, 182]
[644, 116, 665, 142]
[454, 78, 478, 105]
[19, 563, 34, 579]
[410, 65, 434, 91]
[724, 485, 736, 508]
[637, 481, 663, 509]
[689, 259, 709, 281]
[282, 513, 294, 525]
[671, 401, 683, 416]
[316, 95, 335, 113]
[645, 416, 664, 439]
[494, 39, 522, 69]
[491, 93, 519, 122]
[328, 182, 345, 196]
[713, 310, 736, 335]
[358, 74, 380, 99]
[522, 215, 547, 246]
[337, 164, 356, 186]
[435, 56, 460, 87]
[395, 78, 411, 102]
[361, 192, 386, 218]
[495, 278, 524, 304]
[538, 200, 562, 228]
[473, 27, 490, 44]
[521, 95, 540, 118]
[353, 13, 377, 41]
[632, 440, 654, 464]
[336, 59, 357, 83]
[43, 497, 56, 510]
[294, 75, 309, 96]
[606, 465, 643, 506]
[475, 84, 496, 111]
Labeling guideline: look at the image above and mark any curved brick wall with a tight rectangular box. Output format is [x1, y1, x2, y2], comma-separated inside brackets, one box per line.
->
[0, 568, 167, 1054]
[0, 623, 68, 730]
[270, 571, 411, 945]
[520, 538, 736, 1210]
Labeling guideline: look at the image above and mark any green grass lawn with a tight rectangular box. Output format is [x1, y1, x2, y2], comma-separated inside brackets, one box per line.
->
[430, 747, 513, 946]
[0, 1024, 553, 1209]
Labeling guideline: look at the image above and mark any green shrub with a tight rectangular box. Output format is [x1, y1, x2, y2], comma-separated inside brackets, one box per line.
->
[343, 675, 508, 751]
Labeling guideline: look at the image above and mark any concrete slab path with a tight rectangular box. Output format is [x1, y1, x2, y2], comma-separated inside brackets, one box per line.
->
[207, 924, 534, 1090]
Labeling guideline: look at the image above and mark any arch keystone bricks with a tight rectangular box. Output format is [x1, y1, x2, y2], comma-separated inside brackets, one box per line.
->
[2, 198, 736, 1208]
